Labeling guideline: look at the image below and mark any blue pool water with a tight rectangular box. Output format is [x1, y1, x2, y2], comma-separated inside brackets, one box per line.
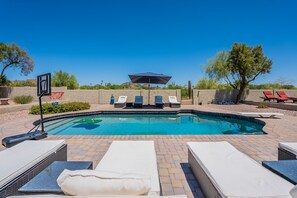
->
[45, 113, 265, 135]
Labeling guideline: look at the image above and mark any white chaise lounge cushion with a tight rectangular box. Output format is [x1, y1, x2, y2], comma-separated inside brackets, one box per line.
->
[0, 140, 65, 188]
[187, 141, 294, 198]
[115, 96, 127, 104]
[57, 169, 151, 196]
[169, 96, 180, 104]
[279, 142, 297, 157]
[95, 141, 160, 196]
[8, 195, 187, 198]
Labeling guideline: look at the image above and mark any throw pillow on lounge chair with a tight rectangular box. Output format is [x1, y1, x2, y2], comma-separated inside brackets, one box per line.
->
[57, 169, 151, 196]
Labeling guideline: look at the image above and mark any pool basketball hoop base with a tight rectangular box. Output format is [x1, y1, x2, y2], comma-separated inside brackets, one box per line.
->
[37, 73, 51, 132]
[1, 73, 51, 147]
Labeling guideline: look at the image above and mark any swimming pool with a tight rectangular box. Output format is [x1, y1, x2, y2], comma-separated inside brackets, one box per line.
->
[44, 113, 265, 135]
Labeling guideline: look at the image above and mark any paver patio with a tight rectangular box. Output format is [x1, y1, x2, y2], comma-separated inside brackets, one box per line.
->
[1, 104, 297, 198]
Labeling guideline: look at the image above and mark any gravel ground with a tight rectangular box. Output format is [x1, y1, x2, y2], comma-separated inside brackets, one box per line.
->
[0, 110, 30, 122]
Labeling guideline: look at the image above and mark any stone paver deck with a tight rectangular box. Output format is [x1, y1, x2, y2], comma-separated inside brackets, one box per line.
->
[1, 104, 297, 198]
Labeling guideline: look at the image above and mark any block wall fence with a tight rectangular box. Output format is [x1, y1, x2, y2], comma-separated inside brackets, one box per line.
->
[0, 87, 180, 105]
[1, 86, 297, 105]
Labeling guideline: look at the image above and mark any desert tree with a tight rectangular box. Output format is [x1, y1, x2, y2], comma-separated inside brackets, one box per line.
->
[205, 43, 272, 103]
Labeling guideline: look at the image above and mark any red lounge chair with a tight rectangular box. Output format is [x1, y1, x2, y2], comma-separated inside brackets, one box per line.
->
[276, 91, 297, 103]
[49, 92, 64, 101]
[262, 91, 287, 103]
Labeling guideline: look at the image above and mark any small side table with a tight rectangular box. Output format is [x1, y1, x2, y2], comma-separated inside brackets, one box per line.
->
[262, 160, 297, 184]
[19, 161, 93, 194]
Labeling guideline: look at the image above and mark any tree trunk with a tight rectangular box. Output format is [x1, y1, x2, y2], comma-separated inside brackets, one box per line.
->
[236, 84, 246, 104]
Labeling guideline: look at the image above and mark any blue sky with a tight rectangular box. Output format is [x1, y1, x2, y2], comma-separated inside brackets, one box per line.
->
[1, 0, 297, 86]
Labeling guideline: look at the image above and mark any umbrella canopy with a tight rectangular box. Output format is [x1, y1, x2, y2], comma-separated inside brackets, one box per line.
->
[129, 72, 171, 84]
[128, 72, 172, 105]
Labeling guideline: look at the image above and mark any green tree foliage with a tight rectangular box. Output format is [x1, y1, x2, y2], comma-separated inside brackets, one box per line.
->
[9, 79, 37, 87]
[167, 82, 189, 99]
[205, 43, 272, 103]
[0, 43, 34, 85]
[52, 70, 79, 89]
[0, 75, 10, 86]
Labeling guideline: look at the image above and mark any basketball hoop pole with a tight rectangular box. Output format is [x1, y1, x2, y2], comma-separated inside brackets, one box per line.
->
[37, 73, 51, 133]
[39, 92, 45, 132]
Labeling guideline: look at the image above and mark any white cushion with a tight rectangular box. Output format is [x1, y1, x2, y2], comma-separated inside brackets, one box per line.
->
[187, 141, 294, 198]
[95, 141, 160, 196]
[169, 96, 180, 104]
[0, 140, 65, 188]
[115, 96, 127, 104]
[290, 185, 297, 198]
[8, 195, 187, 198]
[57, 169, 151, 196]
[279, 142, 297, 157]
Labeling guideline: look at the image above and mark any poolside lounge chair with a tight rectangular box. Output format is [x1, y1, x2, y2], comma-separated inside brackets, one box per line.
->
[133, 96, 143, 108]
[237, 112, 284, 118]
[114, 96, 127, 108]
[277, 91, 297, 103]
[49, 92, 64, 101]
[95, 141, 160, 196]
[278, 142, 297, 160]
[0, 140, 67, 198]
[262, 91, 288, 102]
[168, 96, 180, 108]
[187, 141, 294, 198]
[155, 96, 164, 108]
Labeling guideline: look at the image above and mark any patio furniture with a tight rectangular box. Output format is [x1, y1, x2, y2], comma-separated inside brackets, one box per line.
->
[155, 96, 164, 108]
[262, 160, 297, 184]
[49, 92, 64, 101]
[0, 140, 67, 198]
[276, 91, 297, 103]
[262, 91, 288, 102]
[237, 112, 284, 118]
[18, 161, 92, 195]
[187, 141, 294, 198]
[0, 98, 9, 105]
[95, 141, 160, 196]
[133, 96, 143, 108]
[168, 96, 180, 108]
[279, 142, 297, 160]
[114, 96, 127, 108]
[129, 72, 171, 105]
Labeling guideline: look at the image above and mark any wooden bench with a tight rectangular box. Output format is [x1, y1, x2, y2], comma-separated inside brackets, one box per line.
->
[0, 98, 9, 105]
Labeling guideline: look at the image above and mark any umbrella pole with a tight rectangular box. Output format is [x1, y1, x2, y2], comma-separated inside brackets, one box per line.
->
[148, 78, 151, 106]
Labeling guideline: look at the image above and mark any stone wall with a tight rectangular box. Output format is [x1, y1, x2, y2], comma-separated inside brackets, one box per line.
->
[0, 86, 67, 102]
[2, 86, 297, 105]
[0, 86, 180, 105]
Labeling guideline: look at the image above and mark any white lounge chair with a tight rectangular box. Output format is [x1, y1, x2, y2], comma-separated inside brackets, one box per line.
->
[237, 112, 284, 118]
[8, 141, 188, 198]
[279, 142, 297, 160]
[168, 96, 180, 108]
[187, 141, 294, 198]
[0, 140, 67, 197]
[95, 141, 160, 196]
[114, 96, 127, 108]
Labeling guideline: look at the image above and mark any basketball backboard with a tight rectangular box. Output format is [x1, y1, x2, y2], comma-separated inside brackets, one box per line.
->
[37, 73, 51, 96]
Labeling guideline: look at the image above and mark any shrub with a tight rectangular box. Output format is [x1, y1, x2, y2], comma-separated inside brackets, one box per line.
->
[30, 102, 90, 114]
[13, 95, 34, 104]
[257, 103, 268, 108]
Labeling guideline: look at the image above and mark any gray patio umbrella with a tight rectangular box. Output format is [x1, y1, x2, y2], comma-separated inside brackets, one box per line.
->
[128, 72, 172, 105]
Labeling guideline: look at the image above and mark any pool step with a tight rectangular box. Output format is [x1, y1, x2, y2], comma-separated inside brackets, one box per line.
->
[45, 118, 76, 131]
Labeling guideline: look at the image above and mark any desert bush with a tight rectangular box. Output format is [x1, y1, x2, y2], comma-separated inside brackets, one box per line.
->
[257, 103, 268, 108]
[13, 95, 33, 104]
[30, 102, 90, 114]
